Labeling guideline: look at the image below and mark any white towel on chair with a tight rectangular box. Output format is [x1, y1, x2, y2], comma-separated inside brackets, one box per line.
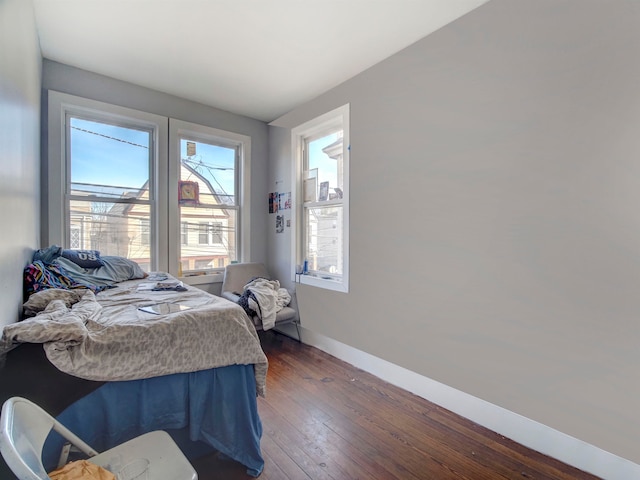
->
[244, 278, 291, 330]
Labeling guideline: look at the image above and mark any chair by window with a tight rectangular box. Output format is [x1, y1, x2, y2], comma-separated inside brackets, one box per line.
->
[221, 262, 301, 339]
[0, 396, 197, 480]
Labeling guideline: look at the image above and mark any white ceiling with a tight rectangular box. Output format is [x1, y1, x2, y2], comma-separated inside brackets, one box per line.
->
[32, 0, 489, 122]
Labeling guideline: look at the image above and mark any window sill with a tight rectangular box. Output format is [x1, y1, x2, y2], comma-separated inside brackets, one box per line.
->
[297, 273, 348, 293]
[303, 198, 343, 208]
[181, 272, 224, 285]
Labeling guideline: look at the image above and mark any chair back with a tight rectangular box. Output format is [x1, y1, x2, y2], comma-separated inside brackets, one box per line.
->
[1, 397, 57, 479]
[221, 263, 270, 296]
[1, 397, 97, 480]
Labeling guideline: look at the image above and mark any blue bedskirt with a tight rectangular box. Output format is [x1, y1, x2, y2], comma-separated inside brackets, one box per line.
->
[42, 364, 264, 477]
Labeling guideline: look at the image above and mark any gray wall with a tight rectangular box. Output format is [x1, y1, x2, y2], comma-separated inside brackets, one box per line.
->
[0, 0, 42, 328]
[266, 125, 295, 287]
[269, 0, 640, 465]
[41, 60, 270, 266]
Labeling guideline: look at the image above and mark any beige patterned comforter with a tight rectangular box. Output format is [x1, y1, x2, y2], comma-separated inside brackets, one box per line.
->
[0, 278, 268, 395]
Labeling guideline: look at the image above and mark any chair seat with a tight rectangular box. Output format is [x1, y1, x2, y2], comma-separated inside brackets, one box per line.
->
[221, 291, 297, 329]
[1, 397, 198, 480]
[90, 431, 196, 480]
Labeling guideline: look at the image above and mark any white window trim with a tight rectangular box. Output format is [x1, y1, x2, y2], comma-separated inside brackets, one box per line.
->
[168, 118, 251, 278]
[291, 104, 350, 293]
[48, 92, 251, 280]
[47, 91, 169, 271]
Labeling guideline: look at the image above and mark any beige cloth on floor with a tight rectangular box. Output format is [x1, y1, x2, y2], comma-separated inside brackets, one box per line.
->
[49, 460, 116, 480]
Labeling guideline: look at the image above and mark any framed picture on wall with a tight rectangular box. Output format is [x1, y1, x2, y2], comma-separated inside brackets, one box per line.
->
[303, 169, 318, 203]
[178, 181, 199, 205]
[318, 181, 329, 201]
[269, 192, 278, 213]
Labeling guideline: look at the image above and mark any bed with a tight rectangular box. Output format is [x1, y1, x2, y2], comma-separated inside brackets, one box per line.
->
[0, 248, 268, 478]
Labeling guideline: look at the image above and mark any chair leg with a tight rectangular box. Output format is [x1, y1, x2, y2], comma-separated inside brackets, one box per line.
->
[293, 320, 302, 343]
[270, 320, 302, 343]
[58, 443, 72, 469]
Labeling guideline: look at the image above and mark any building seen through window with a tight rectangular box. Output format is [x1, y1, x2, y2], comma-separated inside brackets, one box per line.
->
[67, 117, 239, 273]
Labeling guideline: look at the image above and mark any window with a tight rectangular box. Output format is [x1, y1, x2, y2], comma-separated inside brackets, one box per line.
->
[68, 116, 153, 259]
[169, 119, 251, 276]
[292, 105, 349, 292]
[69, 226, 81, 249]
[211, 222, 223, 244]
[198, 223, 209, 245]
[48, 92, 251, 278]
[194, 259, 213, 269]
[180, 222, 188, 245]
[47, 94, 164, 269]
[139, 219, 151, 246]
[197, 222, 223, 245]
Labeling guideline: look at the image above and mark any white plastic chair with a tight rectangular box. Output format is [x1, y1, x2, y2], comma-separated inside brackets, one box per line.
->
[0, 396, 197, 480]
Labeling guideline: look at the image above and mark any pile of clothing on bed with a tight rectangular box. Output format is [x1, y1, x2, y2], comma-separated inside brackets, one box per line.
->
[24, 245, 147, 300]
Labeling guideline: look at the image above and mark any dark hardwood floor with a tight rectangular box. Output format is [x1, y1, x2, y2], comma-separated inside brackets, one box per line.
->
[193, 331, 601, 480]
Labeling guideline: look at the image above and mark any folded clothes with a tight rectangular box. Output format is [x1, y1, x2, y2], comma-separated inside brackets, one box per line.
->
[152, 280, 187, 292]
[49, 460, 115, 480]
[146, 272, 169, 281]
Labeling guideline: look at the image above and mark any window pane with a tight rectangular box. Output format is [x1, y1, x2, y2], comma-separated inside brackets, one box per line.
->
[180, 222, 188, 245]
[180, 139, 236, 205]
[69, 227, 81, 249]
[211, 222, 223, 244]
[69, 199, 151, 266]
[140, 219, 150, 245]
[307, 131, 343, 195]
[179, 137, 238, 272]
[305, 205, 343, 276]
[68, 116, 153, 268]
[69, 117, 151, 199]
[198, 223, 208, 244]
[180, 208, 237, 271]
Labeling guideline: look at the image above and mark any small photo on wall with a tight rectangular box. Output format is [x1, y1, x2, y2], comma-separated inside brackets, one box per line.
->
[269, 192, 278, 213]
[279, 192, 291, 210]
[276, 215, 284, 233]
[304, 177, 317, 203]
[318, 181, 329, 201]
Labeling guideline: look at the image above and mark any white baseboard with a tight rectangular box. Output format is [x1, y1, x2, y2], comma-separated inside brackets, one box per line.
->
[297, 326, 640, 480]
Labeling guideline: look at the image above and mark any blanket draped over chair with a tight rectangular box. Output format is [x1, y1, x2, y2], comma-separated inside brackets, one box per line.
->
[237, 277, 291, 330]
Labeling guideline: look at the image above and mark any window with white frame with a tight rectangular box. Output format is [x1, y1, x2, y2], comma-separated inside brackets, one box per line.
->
[58, 106, 157, 267]
[210, 222, 223, 244]
[196, 222, 223, 245]
[48, 91, 251, 278]
[198, 223, 209, 245]
[292, 104, 350, 292]
[169, 119, 250, 275]
[180, 221, 188, 245]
